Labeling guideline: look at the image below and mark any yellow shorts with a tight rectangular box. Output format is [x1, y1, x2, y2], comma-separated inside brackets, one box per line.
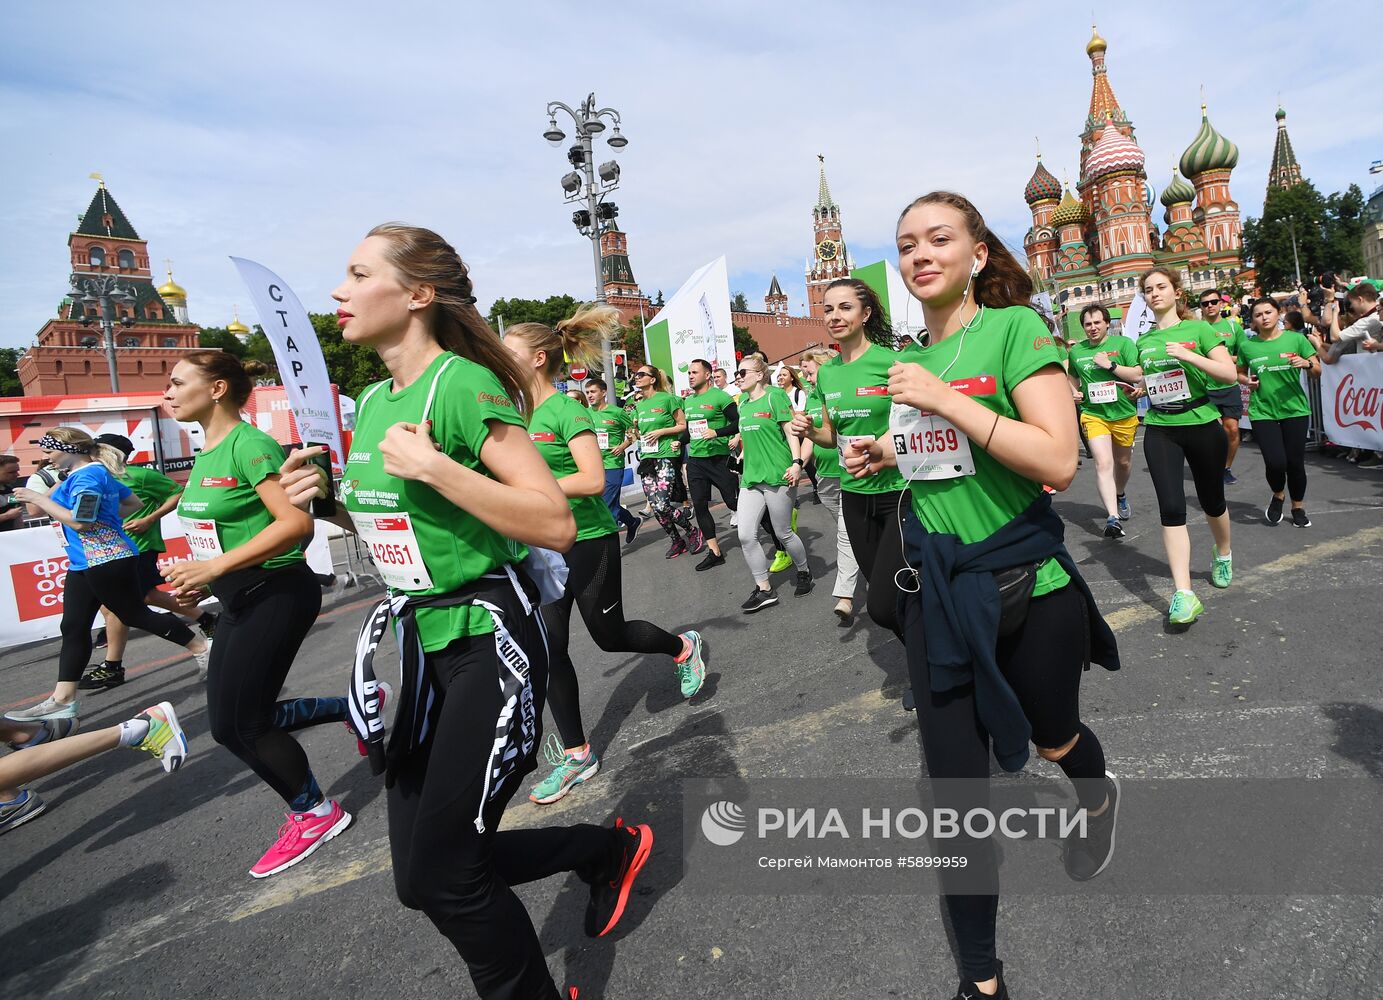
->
[1080, 411, 1139, 448]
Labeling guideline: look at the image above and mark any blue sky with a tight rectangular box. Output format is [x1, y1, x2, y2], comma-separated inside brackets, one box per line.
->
[1, 1, 1377, 349]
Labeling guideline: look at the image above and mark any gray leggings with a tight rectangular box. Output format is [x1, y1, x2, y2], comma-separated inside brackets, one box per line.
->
[737, 483, 808, 583]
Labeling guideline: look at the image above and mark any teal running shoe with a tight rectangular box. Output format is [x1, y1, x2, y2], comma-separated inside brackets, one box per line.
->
[1211, 547, 1233, 589]
[676, 630, 706, 698]
[1168, 590, 1204, 626]
[529, 734, 600, 805]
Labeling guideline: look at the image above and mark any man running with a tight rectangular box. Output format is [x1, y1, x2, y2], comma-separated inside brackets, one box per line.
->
[683, 358, 741, 570]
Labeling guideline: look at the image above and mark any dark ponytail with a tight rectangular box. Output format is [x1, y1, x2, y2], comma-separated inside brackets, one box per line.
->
[824, 277, 893, 346]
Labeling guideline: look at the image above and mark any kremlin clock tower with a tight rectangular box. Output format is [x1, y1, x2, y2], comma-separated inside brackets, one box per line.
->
[806, 157, 853, 318]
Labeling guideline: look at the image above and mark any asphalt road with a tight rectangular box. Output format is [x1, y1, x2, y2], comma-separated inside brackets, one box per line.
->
[3, 431, 1382, 1000]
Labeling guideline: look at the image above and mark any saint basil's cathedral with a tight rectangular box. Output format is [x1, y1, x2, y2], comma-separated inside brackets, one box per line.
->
[1022, 25, 1248, 326]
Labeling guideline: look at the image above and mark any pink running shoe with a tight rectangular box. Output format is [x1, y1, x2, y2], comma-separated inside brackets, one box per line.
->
[249, 801, 352, 879]
[344, 681, 392, 756]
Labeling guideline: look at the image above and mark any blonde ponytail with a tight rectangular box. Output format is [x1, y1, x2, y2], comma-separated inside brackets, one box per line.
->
[508, 302, 619, 382]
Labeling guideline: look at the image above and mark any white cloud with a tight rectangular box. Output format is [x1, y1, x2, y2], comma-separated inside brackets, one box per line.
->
[1, 0, 1375, 350]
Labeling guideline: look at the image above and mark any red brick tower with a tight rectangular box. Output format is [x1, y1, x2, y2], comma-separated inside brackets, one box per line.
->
[599, 225, 652, 325]
[18, 179, 201, 396]
[1023, 151, 1063, 287]
[806, 157, 852, 318]
[1180, 104, 1242, 268]
[1084, 112, 1156, 303]
[765, 274, 788, 317]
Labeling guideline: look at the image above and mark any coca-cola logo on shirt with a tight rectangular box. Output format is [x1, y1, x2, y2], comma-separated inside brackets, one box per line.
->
[1335, 373, 1381, 431]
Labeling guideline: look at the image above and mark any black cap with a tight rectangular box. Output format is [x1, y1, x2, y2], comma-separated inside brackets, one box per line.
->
[94, 433, 135, 458]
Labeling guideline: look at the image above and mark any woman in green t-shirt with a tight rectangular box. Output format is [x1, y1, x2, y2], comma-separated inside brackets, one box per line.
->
[161, 351, 356, 880]
[502, 306, 707, 807]
[282, 224, 653, 998]
[631, 365, 702, 558]
[1094, 266, 1239, 625]
[732, 356, 813, 612]
[799, 347, 859, 624]
[860, 192, 1120, 1000]
[1239, 296, 1320, 526]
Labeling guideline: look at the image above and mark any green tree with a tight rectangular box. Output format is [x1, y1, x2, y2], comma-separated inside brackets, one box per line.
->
[310, 312, 389, 398]
[487, 295, 581, 333]
[1323, 184, 1366, 278]
[730, 291, 749, 312]
[1244, 181, 1367, 292]
[196, 326, 247, 358]
[0, 347, 24, 397]
[733, 323, 760, 359]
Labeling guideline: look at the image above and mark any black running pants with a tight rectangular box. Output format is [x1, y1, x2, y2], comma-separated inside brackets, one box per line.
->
[687, 454, 739, 540]
[1143, 420, 1228, 527]
[840, 489, 907, 636]
[59, 555, 194, 682]
[1253, 415, 1309, 502]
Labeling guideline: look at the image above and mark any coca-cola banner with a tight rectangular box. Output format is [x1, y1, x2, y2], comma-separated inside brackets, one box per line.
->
[0, 514, 333, 649]
[1320, 354, 1383, 450]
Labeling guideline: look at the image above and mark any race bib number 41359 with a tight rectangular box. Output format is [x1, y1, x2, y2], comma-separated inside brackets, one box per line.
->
[889, 401, 976, 481]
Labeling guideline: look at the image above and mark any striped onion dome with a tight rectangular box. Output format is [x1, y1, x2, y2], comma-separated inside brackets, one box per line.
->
[1024, 157, 1062, 205]
[1179, 105, 1239, 177]
[1085, 116, 1145, 181]
[1161, 167, 1196, 207]
[1051, 187, 1090, 228]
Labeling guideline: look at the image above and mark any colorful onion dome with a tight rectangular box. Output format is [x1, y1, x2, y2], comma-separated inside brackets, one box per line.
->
[1024, 157, 1062, 205]
[1180, 105, 1240, 177]
[1161, 167, 1196, 207]
[1051, 187, 1089, 228]
[1086, 23, 1107, 57]
[1275, 106, 1287, 122]
[1085, 116, 1145, 181]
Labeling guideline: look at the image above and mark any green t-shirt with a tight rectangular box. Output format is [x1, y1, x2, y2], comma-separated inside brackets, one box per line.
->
[589, 404, 632, 471]
[900, 306, 1070, 597]
[1204, 319, 1245, 390]
[1239, 331, 1315, 421]
[1068, 334, 1140, 421]
[120, 465, 181, 553]
[633, 391, 683, 460]
[684, 386, 735, 459]
[1136, 321, 1224, 427]
[804, 384, 841, 478]
[344, 352, 528, 651]
[816, 342, 908, 494]
[177, 422, 304, 570]
[529, 393, 618, 542]
[736, 387, 795, 490]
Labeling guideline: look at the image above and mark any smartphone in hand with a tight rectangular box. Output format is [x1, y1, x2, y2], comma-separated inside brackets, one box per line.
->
[304, 443, 336, 517]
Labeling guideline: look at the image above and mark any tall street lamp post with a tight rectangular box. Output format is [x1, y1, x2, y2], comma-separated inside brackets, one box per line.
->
[1284, 213, 1303, 288]
[70, 273, 138, 392]
[543, 92, 629, 404]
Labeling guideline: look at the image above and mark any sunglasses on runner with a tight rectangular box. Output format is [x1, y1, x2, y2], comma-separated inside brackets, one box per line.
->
[633, 371, 653, 380]
[1200, 298, 1220, 308]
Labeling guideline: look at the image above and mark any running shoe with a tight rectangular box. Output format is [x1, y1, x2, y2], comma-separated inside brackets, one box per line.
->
[1291, 508, 1312, 528]
[77, 661, 125, 691]
[793, 570, 814, 596]
[623, 517, 640, 545]
[686, 527, 706, 555]
[1063, 771, 1121, 881]
[93, 626, 107, 649]
[1265, 495, 1284, 525]
[188, 624, 211, 681]
[952, 960, 1009, 1000]
[1103, 516, 1125, 539]
[1167, 590, 1204, 625]
[729, 512, 738, 527]
[0, 790, 47, 835]
[675, 630, 706, 698]
[585, 817, 654, 938]
[345, 681, 393, 756]
[131, 701, 189, 774]
[741, 588, 778, 613]
[7, 716, 79, 751]
[1211, 546, 1233, 589]
[1116, 494, 1131, 520]
[249, 801, 352, 879]
[1357, 453, 1382, 469]
[196, 611, 220, 639]
[1223, 468, 1238, 485]
[4, 697, 79, 723]
[664, 539, 687, 559]
[902, 687, 916, 712]
[694, 550, 725, 572]
[529, 734, 601, 805]
[768, 549, 792, 573]
[833, 598, 853, 627]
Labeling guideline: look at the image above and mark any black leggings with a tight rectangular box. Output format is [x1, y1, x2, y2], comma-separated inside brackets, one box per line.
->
[903, 583, 1107, 982]
[205, 564, 343, 808]
[389, 612, 623, 1000]
[840, 489, 907, 636]
[542, 533, 682, 749]
[687, 454, 739, 540]
[1143, 420, 1228, 527]
[59, 555, 194, 682]
[1254, 415, 1309, 502]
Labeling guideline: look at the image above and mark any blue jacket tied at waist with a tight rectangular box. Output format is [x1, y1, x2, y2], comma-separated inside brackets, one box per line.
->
[900, 491, 1119, 773]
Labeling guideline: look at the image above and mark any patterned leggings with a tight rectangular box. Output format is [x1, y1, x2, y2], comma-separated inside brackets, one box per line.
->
[639, 458, 693, 542]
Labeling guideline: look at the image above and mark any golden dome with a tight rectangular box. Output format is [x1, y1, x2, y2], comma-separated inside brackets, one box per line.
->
[1086, 23, 1107, 57]
[226, 306, 250, 335]
[158, 266, 187, 302]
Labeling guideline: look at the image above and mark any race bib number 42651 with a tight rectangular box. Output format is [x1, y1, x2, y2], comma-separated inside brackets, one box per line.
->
[349, 511, 434, 590]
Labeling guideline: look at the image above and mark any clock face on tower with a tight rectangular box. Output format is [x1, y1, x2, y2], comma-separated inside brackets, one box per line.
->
[816, 239, 839, 262]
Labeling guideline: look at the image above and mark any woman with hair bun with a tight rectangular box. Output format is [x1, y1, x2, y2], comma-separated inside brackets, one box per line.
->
[161, 351, 357, 879]
[503, 305, 707, 807]
[279, 224, 654, 999]
[857, 191, 1120, 999]
[5, 427, 210, 724]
